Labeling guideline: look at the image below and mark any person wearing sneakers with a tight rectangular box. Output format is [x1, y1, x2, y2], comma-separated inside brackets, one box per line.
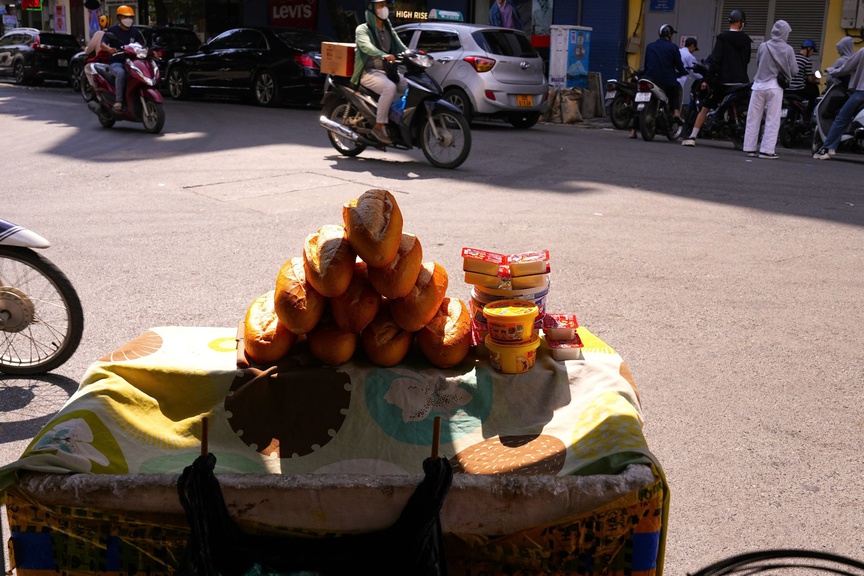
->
[742, 20, 797, 159]
[352, 0, 408, 146]
[682, 9, 752, 146]
[629, 24, 687, 139]
[813, 45, 864, 160]
[102, 5, 147, 111]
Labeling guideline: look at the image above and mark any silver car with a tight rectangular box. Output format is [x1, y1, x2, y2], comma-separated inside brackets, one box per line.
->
[395, 22, 547, 129]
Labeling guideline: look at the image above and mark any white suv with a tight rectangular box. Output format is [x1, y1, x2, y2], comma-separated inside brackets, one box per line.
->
[395, 22, 547, 129]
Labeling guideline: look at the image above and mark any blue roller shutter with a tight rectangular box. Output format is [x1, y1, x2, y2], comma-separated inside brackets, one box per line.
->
[581, 0, 629, 85]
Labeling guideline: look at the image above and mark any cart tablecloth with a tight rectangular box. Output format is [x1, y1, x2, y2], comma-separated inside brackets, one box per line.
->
[1, 325, 669, 576]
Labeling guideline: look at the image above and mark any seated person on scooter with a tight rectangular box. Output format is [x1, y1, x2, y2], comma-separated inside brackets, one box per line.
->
[84, 15, 109, 59]
[813, 45, 864, 160]
[786, 39, 820, 120]
[102, 5, 147, 111]
[826, 37, 855, 87]
[351, 0, 408, 146]
[629, 24, 687, 139]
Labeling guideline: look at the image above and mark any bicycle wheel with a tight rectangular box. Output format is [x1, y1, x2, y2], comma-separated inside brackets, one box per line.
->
[690, 549, 864, 576]
[0, 246, 84, 375]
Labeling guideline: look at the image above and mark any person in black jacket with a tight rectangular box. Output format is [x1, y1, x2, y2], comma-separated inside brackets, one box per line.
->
[630, 24, 687, 138]
[682, 9, 752, 146]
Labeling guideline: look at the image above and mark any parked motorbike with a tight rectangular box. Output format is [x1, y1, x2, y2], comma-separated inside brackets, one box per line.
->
[0, 219, 84, 375]
[604, 66, 639, 130]
[778, 92, 813, 148]
[319, 50, 471, 169]
[682, 64, 752, 150]
[811, 76, 864, 156]
[84, 43, 165, 134]
[631, 76, 683, 141]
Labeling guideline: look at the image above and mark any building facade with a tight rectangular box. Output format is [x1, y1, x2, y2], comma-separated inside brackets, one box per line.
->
[3, 0, 858, 89]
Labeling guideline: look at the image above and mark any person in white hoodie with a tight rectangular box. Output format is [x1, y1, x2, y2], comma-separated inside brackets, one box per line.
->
[742, 20, 797, 159]
[813, 44, 864, 159]
[826, 36, 855, 86]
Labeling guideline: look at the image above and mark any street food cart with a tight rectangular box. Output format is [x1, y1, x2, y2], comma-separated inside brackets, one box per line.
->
[0, 323, 668, 575]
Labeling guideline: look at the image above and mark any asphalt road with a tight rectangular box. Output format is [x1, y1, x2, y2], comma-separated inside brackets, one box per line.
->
[2, 80, 863, 574]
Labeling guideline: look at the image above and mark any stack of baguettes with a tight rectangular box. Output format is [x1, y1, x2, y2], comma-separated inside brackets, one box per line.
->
[242, 189, 471, 369]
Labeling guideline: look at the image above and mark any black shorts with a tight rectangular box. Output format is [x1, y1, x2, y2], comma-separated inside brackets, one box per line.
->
[705, 84, 732, 109]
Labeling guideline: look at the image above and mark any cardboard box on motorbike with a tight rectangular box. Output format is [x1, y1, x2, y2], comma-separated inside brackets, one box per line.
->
[321, 42, 355, 77]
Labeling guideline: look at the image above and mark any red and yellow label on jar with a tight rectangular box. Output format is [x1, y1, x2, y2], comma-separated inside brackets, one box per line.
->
[482, 299, 539, 343]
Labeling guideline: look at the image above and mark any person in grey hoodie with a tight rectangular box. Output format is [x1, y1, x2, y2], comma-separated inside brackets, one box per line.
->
[814, 44, 864, 159]
[826, 36, 855, 86]
[742, 20, 797, 159]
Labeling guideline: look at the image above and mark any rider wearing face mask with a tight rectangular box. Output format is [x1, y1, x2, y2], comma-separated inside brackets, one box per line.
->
[102, 5, 147, 111]
[351, 0, 408, 145]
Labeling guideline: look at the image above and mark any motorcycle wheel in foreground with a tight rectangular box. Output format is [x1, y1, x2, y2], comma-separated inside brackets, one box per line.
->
[811, 76, 864, 157]
[604, 67, 639, 130]
[320, 50, 472, 169]
[84, 43, 165, 134]
[0, 219, 84, 375]
[632, 77, 683, 141]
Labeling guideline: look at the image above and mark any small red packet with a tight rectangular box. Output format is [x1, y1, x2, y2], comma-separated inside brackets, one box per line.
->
[462, 247, 507, 276]
[508, 250, 550, 276]
[546, 332, 584, 360]
[543, 314, 579, 340]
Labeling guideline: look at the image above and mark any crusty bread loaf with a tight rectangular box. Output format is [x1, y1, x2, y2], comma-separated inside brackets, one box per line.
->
[274, 256, 327, 335]
[417, 297, 471, 368]
[390, 262, 449, 332]
[303, 224, 356, 297]
[243, 290, 297, 364]
[361, 301, 414, 366]
[367, 233, 423, 299]
[342, 189, 403, 268]
[330, 260, 381, 333]
[307, 314, 358, 365]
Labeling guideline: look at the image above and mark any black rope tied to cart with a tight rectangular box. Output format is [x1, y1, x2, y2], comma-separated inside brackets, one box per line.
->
[177, 419, 452, 576]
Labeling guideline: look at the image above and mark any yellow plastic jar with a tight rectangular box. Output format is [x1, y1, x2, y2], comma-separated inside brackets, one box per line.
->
[485, 334, 541, 374]
[482, 299, 539, 342]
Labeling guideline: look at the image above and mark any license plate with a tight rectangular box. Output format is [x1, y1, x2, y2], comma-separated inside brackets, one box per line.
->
[780, 108, 788, 118]
[635, 92, 651, 102]
[516, 94, 533, 107]
[605, 90, 616, 100]
[58, 59, 67, 67]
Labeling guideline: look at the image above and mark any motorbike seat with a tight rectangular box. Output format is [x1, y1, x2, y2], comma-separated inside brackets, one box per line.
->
[784, 93, 806, 102]
[330, 75, 381, 102]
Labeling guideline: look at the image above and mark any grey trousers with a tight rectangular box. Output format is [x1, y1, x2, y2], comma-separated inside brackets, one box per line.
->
[360, 69, 408, 124]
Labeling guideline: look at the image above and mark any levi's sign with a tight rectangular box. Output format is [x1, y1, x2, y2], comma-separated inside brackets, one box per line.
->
[269, 0, 316, 28]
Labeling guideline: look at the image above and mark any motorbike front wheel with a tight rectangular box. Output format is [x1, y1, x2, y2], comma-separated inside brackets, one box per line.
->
[609, 94, 633, 130]
[142, 99, 165, 134]
[98, 108, 116, 129]
[0, 246, 84, 375]
[421, 109, 472, 169]
[322, 99, 367, 157]
[638, 102, 657, 141]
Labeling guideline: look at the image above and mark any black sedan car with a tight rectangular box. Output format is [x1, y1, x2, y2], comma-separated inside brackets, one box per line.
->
[165, 26, 333, 107]
[0, 28, 82, 85]
[69, 25, 201, 94]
